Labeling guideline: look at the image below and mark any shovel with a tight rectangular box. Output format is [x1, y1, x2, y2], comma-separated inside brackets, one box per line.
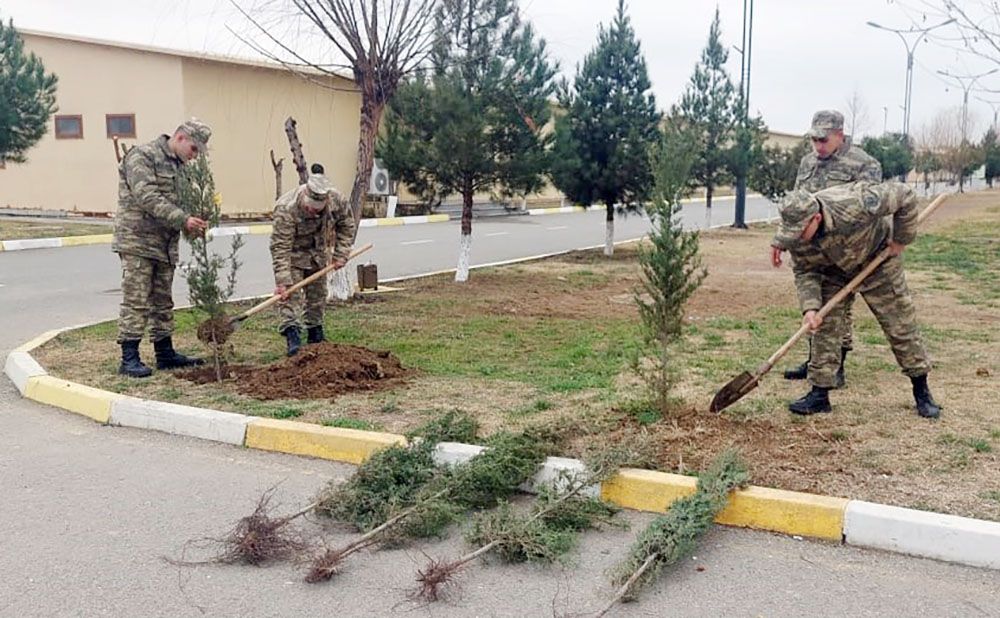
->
[709, 193, 948, 413]
[229, 242, 373, 328]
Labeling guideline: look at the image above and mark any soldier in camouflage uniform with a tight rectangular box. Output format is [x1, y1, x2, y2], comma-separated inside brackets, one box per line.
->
[771, 181, 941, 419]
[112, 119, 212, 378]
[270, 173, 356, 356]
[776, 110, 883, 387]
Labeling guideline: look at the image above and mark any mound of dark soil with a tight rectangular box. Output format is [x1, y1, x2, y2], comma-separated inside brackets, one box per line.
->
[177, 343, 411, 400]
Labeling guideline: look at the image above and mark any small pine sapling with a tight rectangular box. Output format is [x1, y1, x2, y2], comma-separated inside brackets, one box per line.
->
[633, 127, 705, 414]
[176, 154, 244, 381]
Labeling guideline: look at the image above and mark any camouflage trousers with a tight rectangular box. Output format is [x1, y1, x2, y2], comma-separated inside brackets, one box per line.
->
[808, 255, 930, 387]
[806, 292, 854, 354]
[117, 253, 175, 343]
[278, 266, 327, 332]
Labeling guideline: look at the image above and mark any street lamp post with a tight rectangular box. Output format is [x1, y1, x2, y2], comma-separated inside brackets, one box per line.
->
[733, 0, 754, 230]
[975, 96, 1000, 134]
[937, 69, 999, 143]
[867, 19, 954, 139]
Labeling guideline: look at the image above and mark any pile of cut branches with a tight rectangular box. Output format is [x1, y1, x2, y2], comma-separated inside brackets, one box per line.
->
[413, 449, 626, 602]
[306, 429, 548, 583]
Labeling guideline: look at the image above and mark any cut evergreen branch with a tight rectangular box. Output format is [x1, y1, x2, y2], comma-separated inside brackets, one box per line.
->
[315, 411, 479, 531]
[177, 154, 243, 380]
[598, 449, 749, 616]
[413, 450, 625, 602]
[305, 430, 546, 584]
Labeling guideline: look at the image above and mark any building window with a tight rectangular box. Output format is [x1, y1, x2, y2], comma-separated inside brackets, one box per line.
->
[106, 114, 136, 138]
[55, 115, 84, 139]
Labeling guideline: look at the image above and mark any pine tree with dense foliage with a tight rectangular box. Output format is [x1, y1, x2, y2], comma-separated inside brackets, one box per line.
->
[674, 9, 738, 209]
[550, 0, 661, 257]
[0, 17, 58, 163]
[634, 124, 705, 413]
[379, 0, 556, 282]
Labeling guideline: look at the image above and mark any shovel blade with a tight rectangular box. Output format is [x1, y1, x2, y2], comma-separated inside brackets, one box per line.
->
[709, 371, 761, 413]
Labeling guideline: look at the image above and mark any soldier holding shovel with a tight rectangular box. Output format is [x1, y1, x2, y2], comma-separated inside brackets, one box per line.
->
[770, 181, 942, 418]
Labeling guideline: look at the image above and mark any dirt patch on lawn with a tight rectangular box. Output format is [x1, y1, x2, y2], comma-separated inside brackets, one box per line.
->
[178, 343, 412, 400]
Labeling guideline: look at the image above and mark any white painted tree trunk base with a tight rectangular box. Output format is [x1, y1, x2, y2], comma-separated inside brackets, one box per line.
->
[604, 219, 615, 256]
[455, 233, 472, 282]
[328, 267, 354, 300]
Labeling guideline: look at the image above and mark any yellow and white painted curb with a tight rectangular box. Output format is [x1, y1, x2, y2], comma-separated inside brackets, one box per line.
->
[4, 319, 998, 570]
[0, 214, 453, 253]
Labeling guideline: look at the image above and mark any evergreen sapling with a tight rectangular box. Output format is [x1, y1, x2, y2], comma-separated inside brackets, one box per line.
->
[176, 154, 244, 381]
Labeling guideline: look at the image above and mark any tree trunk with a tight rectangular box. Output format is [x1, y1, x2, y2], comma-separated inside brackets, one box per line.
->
[348, 87, 386, 234]
[705, 183, 714, 209]
[270, 149, 284, 200]
[455, 188, 474, 282]
[284, 117, 308, 184]
[733, 174, 747, 229]
[604, 203, 615, 257]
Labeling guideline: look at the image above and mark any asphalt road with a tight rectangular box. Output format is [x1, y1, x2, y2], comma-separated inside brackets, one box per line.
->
[1, 196, 998, 617]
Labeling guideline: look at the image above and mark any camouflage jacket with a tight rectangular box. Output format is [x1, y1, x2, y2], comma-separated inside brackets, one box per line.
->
[795, 138, 882, 192]
[270, 185, 357, 286]
[112, 135, 190, 265]
[788, 182, 918, 312]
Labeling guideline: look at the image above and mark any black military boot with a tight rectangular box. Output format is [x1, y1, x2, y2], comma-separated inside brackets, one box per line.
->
[911, 374, 941, 419]
[306, 325, 325, 345]
[118, 340, 152, 378]
[788, 385, 832, 415]
[282, 327, 302, 357]
[833, 347, 849, 389]
[153, 336, 205, 370]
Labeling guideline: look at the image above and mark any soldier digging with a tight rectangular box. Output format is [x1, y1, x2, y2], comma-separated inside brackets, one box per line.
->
[270, 173, 356, 356]
[770, 181, 942, 419]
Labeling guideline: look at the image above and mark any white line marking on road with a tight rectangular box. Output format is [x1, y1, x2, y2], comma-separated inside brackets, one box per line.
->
[546, 226, 568, 231]
[400, 239, 434, 246]
[485, 232, 509, 237]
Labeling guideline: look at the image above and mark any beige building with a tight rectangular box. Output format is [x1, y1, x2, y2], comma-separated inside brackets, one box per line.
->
[3, 30, 362, 216]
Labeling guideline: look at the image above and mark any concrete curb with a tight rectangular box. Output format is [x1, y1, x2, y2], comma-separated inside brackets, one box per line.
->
[0, 215, 452, 252]
[845, 500, 1000, 570]
[110, 398, 252, 446]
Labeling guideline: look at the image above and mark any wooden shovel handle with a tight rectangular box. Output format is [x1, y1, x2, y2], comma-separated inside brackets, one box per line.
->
[231, 243, 373, 323]
[757, 193, 948, 373]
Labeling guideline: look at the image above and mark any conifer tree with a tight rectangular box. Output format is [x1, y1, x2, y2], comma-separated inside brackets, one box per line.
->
[0, 16, 58, 163]
[379, 0, 556, 282]
[550, 0, 661, 257]
[634, 125, 705, 413]
[177, 155, 244, 381]
[674, 9, 737, 209]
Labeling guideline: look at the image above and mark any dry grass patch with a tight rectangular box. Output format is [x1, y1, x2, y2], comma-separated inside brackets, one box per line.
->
[0, 218, 111, 240]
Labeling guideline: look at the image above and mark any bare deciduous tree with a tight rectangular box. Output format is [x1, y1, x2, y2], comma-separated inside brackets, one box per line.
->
[915, 105, 983, 191]
[231, 0, 436, 222]
[231, 0, 436, 298]
[845, 88, 870, 137]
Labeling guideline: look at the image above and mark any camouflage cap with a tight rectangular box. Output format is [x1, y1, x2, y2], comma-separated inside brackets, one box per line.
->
[177, 118, 212, 151]
[305, 174, 332, 201]
[806, 110, 844, 138]
[772, 189, 820, 249]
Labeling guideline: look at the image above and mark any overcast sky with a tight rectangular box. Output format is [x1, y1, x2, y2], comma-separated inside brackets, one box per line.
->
[5, 0, 999, 139]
